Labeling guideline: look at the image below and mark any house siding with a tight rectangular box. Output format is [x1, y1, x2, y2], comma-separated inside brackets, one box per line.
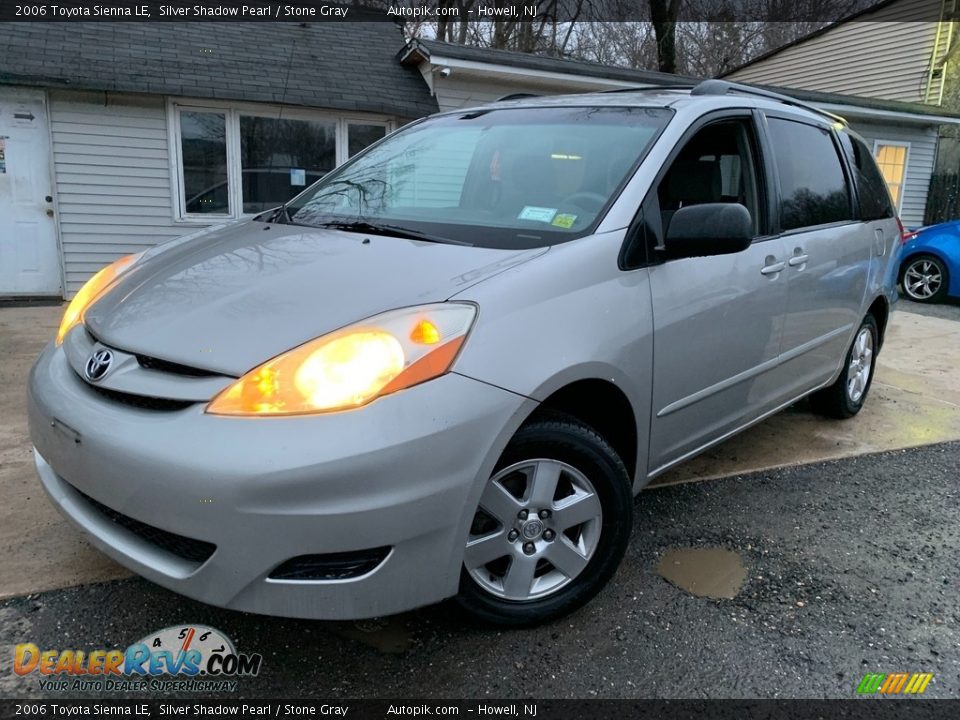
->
[849, 119, 938, 227]
[727, 6, 943, 104]
[49, 90, 201, 295]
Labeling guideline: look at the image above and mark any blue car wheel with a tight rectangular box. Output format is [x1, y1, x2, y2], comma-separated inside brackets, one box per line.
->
[901, 254, 949, 303]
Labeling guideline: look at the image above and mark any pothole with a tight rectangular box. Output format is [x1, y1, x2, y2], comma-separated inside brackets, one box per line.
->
[656, 547, 747, 599]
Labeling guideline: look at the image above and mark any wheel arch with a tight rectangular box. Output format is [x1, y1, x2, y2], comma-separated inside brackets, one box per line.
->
[899, 247, 950, 274]
[524, 378, 639, 484]
[866, 295, 890, 349]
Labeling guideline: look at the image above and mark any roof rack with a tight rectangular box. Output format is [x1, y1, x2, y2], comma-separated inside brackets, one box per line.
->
[691, 79, 846, 124]
[600, 84, 696, 94]
[496, 93, 540, 101]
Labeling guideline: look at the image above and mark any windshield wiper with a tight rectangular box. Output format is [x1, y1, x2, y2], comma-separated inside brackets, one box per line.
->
[315, 220, 472, 246]
[271, 203, 294, 225]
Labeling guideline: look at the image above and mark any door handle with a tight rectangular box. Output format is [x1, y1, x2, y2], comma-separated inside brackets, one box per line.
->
[760, 261, 785, 275]
[788, 254, 809, 267]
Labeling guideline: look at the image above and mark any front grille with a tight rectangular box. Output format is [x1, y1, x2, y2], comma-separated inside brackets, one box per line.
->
[136, 354, 224, 378]
[75, 486, 217, 564]
[86, 383, 196, 412]
[269, 547, 391, 581]
[86, 327, 222, 379]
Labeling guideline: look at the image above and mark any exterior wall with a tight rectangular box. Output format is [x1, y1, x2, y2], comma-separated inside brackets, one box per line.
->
[848, 119, 938, 227]
[728, 3, 944, 104]
[49, 90, 198, 296]
[48, 89, 400, 296]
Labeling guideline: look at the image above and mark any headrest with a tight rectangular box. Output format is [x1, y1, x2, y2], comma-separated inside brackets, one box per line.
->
[666, 156, 721, 205]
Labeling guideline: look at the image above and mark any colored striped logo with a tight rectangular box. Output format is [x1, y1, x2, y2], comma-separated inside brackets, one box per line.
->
[857, 672, 933, 695]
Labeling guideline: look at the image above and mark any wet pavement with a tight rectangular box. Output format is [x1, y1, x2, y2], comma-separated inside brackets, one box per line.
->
[3, 441, 958, 699]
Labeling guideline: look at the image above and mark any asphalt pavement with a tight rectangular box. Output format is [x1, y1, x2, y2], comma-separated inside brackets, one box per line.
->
[3, 441, 958, 700]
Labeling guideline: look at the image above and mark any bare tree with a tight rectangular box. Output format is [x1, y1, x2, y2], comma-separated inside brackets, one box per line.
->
[649, 0, 682, 73]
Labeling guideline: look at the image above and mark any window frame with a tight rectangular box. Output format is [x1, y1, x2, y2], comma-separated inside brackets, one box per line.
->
[621, 109, 775, 271]
[872, 139, 911, 215]
[167, 99, 396, 224]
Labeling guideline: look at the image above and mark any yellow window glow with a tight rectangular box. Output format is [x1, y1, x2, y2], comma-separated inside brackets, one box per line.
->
[874, 144, 908, 208]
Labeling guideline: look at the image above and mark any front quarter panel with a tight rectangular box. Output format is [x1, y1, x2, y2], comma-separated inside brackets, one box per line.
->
[451, 229, 653, 489]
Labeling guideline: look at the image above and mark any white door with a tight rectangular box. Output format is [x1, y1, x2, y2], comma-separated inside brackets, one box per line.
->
[0, 88, 61, 296]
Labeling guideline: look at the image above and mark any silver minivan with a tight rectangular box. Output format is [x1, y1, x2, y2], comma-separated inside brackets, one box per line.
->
[28, 81, 900, 626]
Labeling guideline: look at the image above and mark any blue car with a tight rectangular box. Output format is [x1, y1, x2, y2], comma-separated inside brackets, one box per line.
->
[900, 220, 960, 303]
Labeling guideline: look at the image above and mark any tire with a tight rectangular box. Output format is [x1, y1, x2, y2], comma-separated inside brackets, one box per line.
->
[809, 314, 879, 419]
[457, 415, 633, 627]
[900, 254, 949, 303]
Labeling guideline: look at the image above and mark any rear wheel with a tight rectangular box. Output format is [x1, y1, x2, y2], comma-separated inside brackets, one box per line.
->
[901, 254, 949, 303]
[809, 314, 878, 419]
[457, 416, 632, 626]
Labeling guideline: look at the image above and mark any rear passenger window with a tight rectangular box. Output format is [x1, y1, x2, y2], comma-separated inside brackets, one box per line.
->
[838, 132, 896, 221]
[767, 118, 853, 231]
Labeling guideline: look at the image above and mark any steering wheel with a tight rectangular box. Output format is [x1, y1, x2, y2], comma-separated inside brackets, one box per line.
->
[561, 191, 607, 213]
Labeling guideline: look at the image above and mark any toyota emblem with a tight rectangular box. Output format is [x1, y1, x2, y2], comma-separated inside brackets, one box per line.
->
[84, 349, 114, 382]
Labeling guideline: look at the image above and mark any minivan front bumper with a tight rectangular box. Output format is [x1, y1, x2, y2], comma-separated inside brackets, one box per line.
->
[28, 342, 531, 619]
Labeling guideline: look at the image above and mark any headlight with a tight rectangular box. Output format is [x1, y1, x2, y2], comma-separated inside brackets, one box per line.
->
[56, 253, 140, 345]
[206, 303, 477, 416]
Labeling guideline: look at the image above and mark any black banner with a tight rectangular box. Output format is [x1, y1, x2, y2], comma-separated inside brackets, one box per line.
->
[1, 700, 960, 720]
[0, 0, 947, 23]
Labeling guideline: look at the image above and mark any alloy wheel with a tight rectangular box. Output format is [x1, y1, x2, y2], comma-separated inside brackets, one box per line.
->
[846, 327, 874, 403]
[904, 258, 943, 301]
[465, 459, 603, 602]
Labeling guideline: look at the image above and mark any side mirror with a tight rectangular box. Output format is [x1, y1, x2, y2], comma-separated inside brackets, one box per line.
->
[663, 203, 753, 259]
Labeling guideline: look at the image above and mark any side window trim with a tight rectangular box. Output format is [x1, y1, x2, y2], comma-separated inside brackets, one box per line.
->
[830, 127, 861, 222]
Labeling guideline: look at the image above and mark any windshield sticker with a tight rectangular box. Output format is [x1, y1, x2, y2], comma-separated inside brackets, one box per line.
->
[518, 206, 557, 223]
[551, 213, 577, 229]
[290, 168, 306, 186]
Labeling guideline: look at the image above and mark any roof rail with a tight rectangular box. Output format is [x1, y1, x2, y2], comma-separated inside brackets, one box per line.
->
[692, 79, 846, 124]
[600, 84, 697, 94]
[496, 93, 540, 101]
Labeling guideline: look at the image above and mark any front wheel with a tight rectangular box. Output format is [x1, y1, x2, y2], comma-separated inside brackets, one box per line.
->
[809, 314, 878, 419]
[457, 416, 633, 626]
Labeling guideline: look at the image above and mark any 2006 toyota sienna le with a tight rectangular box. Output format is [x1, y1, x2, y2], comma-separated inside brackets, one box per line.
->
[28, 80, 901, 626]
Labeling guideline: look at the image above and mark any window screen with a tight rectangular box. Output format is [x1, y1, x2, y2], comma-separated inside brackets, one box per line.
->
[767, 118, 852, 231]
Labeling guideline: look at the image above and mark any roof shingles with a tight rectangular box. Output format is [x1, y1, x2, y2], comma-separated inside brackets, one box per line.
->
[0, 22, 438, 119]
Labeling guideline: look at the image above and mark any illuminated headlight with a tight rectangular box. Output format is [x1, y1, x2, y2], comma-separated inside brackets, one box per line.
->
[56, 253, 141, 345]
[206, 303, 477, 416]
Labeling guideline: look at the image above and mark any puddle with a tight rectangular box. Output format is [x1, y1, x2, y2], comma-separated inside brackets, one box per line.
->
[332, 616, 413, 654]
[656, 547, 747, 599]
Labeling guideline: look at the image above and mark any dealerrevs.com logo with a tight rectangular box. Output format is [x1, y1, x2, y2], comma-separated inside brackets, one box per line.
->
[13, 625, 262, 693]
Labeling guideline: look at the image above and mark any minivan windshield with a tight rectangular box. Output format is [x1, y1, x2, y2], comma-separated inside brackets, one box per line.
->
[285, 106, 673, 249]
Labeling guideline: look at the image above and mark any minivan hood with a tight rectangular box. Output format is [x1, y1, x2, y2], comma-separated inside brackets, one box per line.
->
[83, 221, 545, 376]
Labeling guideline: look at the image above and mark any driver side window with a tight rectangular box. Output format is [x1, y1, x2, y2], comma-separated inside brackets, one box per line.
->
[657, 119, 763, 240]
